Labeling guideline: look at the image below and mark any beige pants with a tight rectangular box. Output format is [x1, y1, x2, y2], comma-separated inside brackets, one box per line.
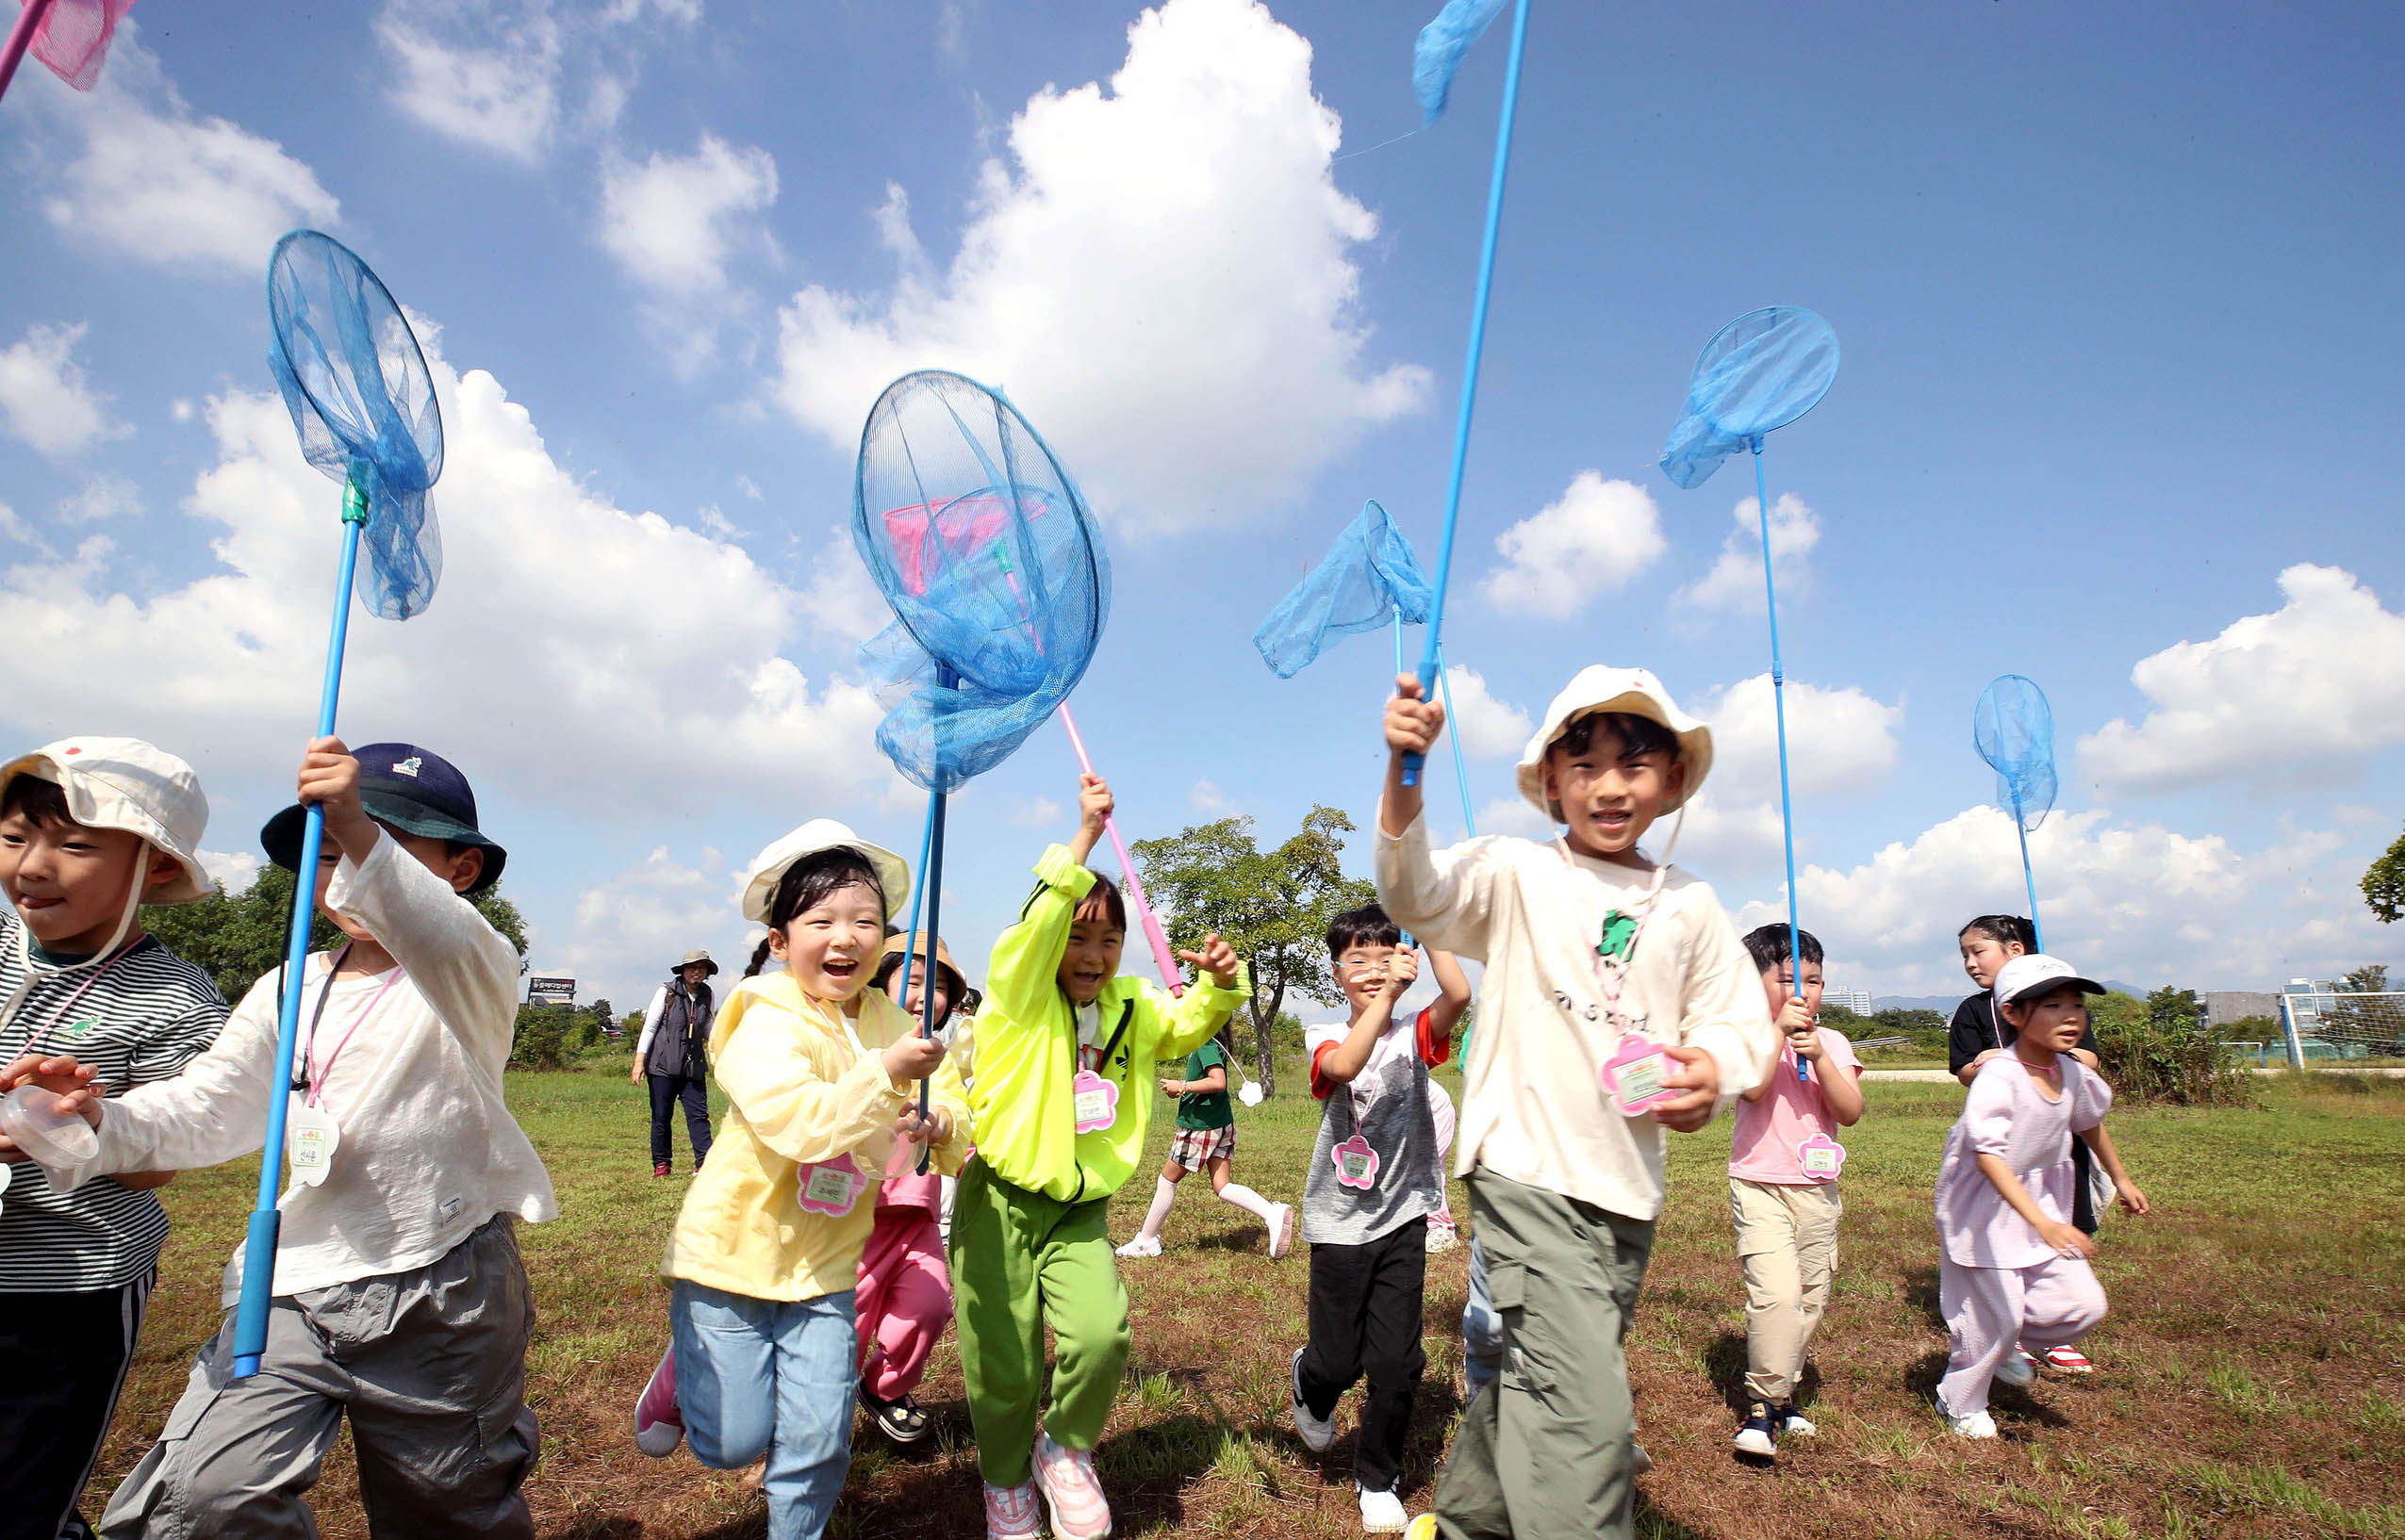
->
[1729, 1177, 1842, 1404]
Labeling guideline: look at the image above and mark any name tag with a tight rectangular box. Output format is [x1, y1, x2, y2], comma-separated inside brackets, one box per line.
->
[1797, 1132, 1847, 1180]
[1072, 1069, 1119, 1134]
[1601, 1035, 1675, 1116]
[1330, 1133, 1381, 1190]
[795, 1154, 870, 1218]
[286, 1100, 342, 1188]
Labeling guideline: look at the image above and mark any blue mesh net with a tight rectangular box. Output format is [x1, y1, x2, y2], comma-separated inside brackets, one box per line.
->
[1659, 306, 1841, 490]
[266, 231, 444, 621]
[1413, 0, 1508, 122]
[1974, 674, 2058, 831]
[1253, 500, 1431, 679]
[851, 371, 1112, 794]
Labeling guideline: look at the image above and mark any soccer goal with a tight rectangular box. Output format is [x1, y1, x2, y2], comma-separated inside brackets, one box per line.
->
[2279, 991, 2405, 1067]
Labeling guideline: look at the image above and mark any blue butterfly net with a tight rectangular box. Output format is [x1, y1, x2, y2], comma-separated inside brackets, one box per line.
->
[267, 231, 444, 620]
[851, 371, 1112, 794]
[1413, 0, 1507, 121]
[1974, 674, 2058, 830]
[1659, 306, 1840, 490]
[1253, 500, 1431, 679]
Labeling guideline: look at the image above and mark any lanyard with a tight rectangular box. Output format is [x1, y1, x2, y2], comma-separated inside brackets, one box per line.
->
[1556, 839, 1670, 1014]
[10, 941, 138, 1057]
[292, 947, 405, 1108]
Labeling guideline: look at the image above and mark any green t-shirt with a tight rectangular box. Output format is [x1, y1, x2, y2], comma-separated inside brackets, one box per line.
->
[1175, 1040, 1235, 1130]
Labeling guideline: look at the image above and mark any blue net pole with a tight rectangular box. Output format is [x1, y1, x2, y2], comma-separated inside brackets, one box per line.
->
[1405, 0, 1530, 788]
[1752, 442, 1808, 1085]
[2016, 812, 2043, 954]
[234, 478, 367, 1379]
[890, 785, 938, 1032]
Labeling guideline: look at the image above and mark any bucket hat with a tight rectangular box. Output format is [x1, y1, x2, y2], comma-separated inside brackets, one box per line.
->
[740, 820, 912, 924]
[261, 743, 507, 894]
[672, 948, 718, 977]
[1515, 665, 1714, 820]
[880, 930, 968, 996]
[1, 737, 214, 904]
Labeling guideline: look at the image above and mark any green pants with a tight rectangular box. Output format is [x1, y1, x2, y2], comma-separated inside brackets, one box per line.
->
[1436, 1171, 1655, 1540]
[949, 1159, 1131, 1487]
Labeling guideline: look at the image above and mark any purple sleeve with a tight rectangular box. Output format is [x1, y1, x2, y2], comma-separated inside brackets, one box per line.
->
[1963, 1063, 2018, 1158]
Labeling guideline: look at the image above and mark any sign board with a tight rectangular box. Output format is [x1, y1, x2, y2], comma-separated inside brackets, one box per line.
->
[527, 975, 576, 1005]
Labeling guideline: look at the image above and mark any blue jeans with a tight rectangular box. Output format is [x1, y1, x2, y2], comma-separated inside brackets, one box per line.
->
[670, 1283, 857, 1540]
[1462, 1237, 1506, 1401]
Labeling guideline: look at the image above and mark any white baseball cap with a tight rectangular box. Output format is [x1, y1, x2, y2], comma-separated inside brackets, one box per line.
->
[1991, 954, 2103, 1014]
[739, 820, 912, 924]
[0, 737, 213, 905]
[1515, 665, 1715, 820]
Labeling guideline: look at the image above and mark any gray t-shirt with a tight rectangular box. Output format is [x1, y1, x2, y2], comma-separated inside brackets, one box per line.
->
[1301, 1008, 1443, 1246]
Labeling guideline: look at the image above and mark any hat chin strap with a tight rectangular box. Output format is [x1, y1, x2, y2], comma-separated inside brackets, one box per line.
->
[0, 842, 151, 1032]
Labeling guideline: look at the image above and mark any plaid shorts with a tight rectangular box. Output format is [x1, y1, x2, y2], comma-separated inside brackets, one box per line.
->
[1167, 1122, 1236, 1171]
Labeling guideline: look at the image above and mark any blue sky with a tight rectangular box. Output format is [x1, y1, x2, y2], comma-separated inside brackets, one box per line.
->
[2, 0, 2399, 1015]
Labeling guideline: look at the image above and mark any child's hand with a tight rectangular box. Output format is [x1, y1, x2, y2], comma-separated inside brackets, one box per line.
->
[1384, 676, 1446, 760]
[297, 737, 376, 860]
[1969, 1048, 2005, 1072]
[1778, 997, 1819, 1057]
[881, 1034, 947, 1087]
[1159, 1078, 1182, 1100]
[2115, 1181, 2149, 1217]
[1178, 934, 1241, 991]
[1078, 774, 1112, 836]
[895, 1105, 952, 1147]
[2038, 1220, 2097, 1259]
[1384, 946, 1422, 999]
[0, 1057, 106, 1159]
[1650, 1045, 1721, 1132]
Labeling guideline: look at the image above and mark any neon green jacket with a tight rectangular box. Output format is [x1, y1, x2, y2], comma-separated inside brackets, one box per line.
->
[969, 844, 1246, 1204]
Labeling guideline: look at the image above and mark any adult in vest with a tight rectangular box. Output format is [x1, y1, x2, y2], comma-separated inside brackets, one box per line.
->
[632, 950, 717, 1176]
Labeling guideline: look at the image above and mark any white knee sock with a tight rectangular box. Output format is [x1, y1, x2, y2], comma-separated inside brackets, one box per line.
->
[1218, 1182, 1278, 1223]
[1137, 1175, 1178, 1240]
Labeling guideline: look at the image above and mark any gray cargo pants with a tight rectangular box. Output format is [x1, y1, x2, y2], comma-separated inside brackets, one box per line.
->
[100, 1214, 537, 1540]
[1434, 1171, 1655, 1540]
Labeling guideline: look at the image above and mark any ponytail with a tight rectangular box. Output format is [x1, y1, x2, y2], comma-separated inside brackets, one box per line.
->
[745, 935, 776, 977]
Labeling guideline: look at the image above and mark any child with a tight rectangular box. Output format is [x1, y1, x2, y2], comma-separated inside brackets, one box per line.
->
[1114, 1024, 1292, 1260]
[1287, 906, 1470, 1533]
[28, 738, 556, 1538]
[634, 824, 963, 1539]
[1948, 914, 2106, 1369]
[632, 948, 718, 1176]
[0, 738, 227, 1540]
[1727, 924, 1864, 1459]
[857, 930, 976, 1446]
[1934, 954, 2148, 1438]
[1377, 666, 1776, 1540]
[952, 773, 1245, 1540]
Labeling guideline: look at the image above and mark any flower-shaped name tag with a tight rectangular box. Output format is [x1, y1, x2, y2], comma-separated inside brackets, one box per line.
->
[1797, 1132, 1847, 1182]
[1601, 1036, 1676, 1117]
[796, 1153, 872, 1217]
[1331, 1133, 1381, 1190]
[1072, 1069, 1120, 1135]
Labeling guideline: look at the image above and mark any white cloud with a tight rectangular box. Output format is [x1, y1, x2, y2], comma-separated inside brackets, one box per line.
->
[1441, 664, 1532, 758]
[734, 474, 762, 501]
[561, 845, 744, 1010]
[598, 132, 778, 297]
[376, 1, 564, 162]
[195, 848, 262, 895]
[794, 524, 891, 645]
[1190, 779, 1234, 813]
[1672, 492, 1820, 615]
[1010, 797, 1063, 828]
[0, 323, 128, 459]
[1694, 674, 1903, 803]
[1471, 794, 1550, 840]
[0, 325, 902, 823]
[1742, 803, 2397, 997]
[57, 475, 142, 525]
[772, 0, 1429, 537]
[2080, 565, 2405, 793]
[35, 38, 339, 273]
[0, 505, 55, 558]
[1477, 472, 1665, 619]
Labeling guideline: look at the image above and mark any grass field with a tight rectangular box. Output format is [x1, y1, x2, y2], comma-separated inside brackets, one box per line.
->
[87, 1062, 2405, 1539]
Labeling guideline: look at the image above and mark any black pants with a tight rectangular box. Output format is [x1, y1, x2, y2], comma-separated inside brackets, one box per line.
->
[1297, 1217, 1427, 1494]
[648, 1073, 712, 1168]
[0, 1270, 153, 1540]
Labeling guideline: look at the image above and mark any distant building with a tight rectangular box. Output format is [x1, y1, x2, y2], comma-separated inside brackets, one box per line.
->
[1823, 988, 1875, 1016]
[2201, 991, 2278, 1029]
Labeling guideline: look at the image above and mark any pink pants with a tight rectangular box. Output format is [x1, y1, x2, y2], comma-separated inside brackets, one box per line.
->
[855, 1205, 954, 1401]
[1937, 1253, 2107, 1415]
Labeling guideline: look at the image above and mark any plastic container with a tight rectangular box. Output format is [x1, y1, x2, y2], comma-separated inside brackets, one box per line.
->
[1, 1085, 98, 1169]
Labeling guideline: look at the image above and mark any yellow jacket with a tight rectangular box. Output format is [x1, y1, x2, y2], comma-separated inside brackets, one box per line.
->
[662, 972, 969, 1302]
[969, 844, 1247, 1204]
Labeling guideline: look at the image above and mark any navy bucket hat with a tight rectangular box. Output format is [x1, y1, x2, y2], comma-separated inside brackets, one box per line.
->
[261, 743, 507, 894]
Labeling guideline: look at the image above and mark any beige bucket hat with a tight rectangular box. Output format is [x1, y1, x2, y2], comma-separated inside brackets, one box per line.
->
[1515, 665, 1715, 821]
[1, 737, 214, 904]
[739, 819, 912, 924]
[673, 948, 718, 977]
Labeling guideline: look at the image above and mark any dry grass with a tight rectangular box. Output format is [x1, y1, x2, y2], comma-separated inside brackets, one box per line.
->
[88, 1065, 2405, 1538]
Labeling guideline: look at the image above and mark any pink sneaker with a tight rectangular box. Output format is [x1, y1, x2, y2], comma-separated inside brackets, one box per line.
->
[983, 1480, 1044, 1540]
[1032, 1430, 1112, 1538]
[634, 1347, 684, 1456]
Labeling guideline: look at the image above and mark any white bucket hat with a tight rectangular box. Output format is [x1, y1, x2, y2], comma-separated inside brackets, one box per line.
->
[739, 819, 912, 925]
[1514, 665, 1715, 821]
[1, 737, 213, 904]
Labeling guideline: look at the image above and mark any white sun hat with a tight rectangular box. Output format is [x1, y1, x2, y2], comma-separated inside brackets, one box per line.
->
[739, 819, 912, 924]
[1514, 665, 1715, 821]
[1991, 954, 2104, 1014]
[1, 736, 214, 904]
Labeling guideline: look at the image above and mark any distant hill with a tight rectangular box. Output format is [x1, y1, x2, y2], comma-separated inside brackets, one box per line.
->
[1874, 981, 2150, 1014]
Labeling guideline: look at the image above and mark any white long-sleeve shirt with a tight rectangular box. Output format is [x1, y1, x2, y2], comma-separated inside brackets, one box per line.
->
[1375, 812, 1777, 1221]
[58, 833, 557, 1301]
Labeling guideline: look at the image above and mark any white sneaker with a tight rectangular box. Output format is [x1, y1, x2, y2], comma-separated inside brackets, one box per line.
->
[982, 1480, 1044, 1540]
[1775, 1403, 1819, 1437]
[1266, 1203, 1294, 1260]
[1935, 1394, 1997, 1439]
[1114, 1234, 1161, 1259]
[1291, 1348, 1335, 1452]
[1358, 1483, 1408, 1533]
[1994, 1350, 2039, 1389]
[1425, 1214, 1458, 1253]
[1031, 1432, 1112, 1539]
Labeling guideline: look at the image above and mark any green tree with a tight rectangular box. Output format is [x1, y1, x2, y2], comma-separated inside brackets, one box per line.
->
[2364, 823, 2405, 924]
[2092, 985, 2251, 1106]
[1128, 807, 1375, 1098]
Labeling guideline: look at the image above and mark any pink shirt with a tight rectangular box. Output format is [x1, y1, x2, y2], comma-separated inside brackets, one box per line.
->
[1728, 1027, 1862, 1185]
[1934, 1053, 2113, 1269]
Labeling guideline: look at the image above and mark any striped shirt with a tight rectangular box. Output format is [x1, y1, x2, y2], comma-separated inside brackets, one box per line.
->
[0, 911, 227, 1292]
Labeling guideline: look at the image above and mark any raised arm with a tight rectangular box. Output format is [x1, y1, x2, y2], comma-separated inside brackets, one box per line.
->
[982, 844, 1095, 1030]
[1425, 946, 1473, 1048]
